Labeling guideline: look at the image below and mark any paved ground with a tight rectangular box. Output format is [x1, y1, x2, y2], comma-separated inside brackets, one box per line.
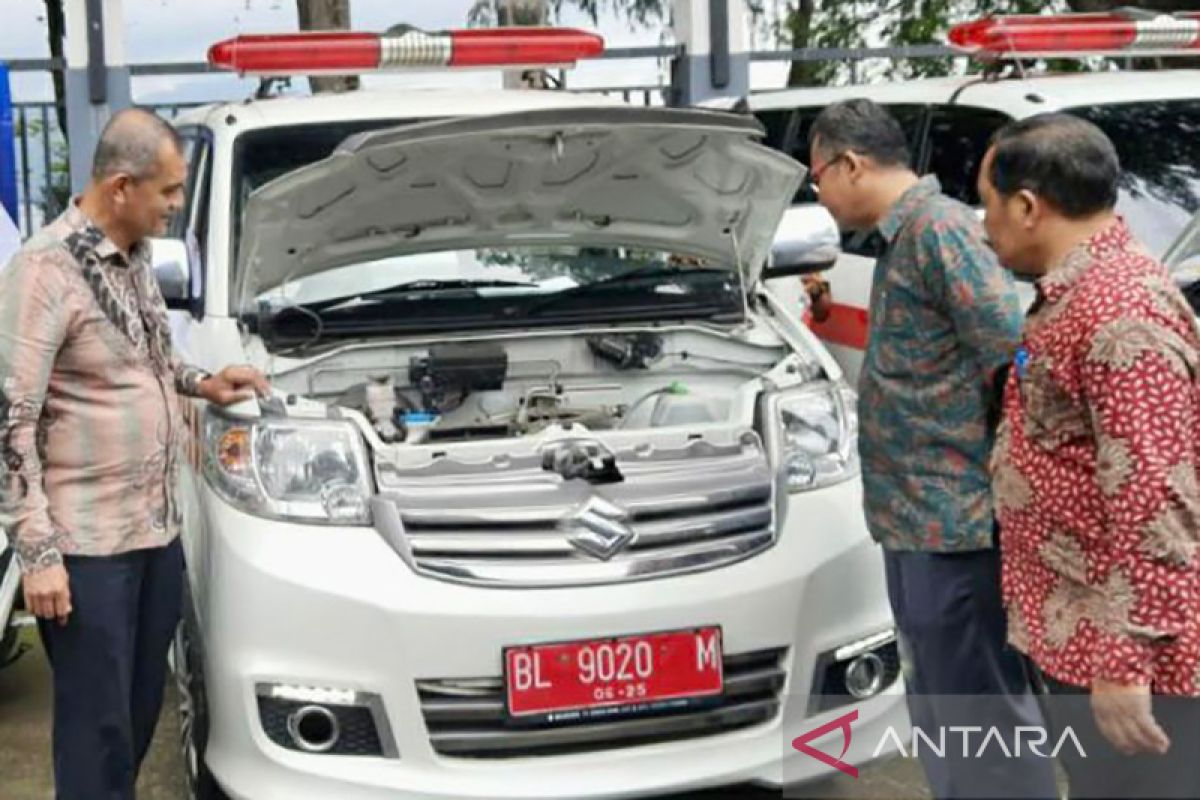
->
[0, 626, 930, 800]
[0, 627, 184, 799]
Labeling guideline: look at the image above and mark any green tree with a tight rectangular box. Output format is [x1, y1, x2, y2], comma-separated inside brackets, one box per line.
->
[779, 0, 1067, 86]
[1066, 0, 1200, 9]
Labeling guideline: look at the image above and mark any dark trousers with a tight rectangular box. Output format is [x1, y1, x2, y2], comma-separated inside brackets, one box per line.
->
[37, 538, 183, 800]
[885, 546, 1059, 800]
[1036, 671, 1200, 800]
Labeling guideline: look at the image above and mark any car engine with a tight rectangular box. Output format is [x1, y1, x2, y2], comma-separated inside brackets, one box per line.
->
[288, 329, 785, 447]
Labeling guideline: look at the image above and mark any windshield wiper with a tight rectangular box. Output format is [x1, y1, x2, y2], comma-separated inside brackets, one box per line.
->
[517, 263, 726, 318]
[305, 278, 539, 312]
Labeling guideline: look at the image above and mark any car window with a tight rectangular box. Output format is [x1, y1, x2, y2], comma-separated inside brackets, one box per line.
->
[923, 106, 1012, 207]
[257, 247, 729, 307]
[1064, 100, 1200, 258]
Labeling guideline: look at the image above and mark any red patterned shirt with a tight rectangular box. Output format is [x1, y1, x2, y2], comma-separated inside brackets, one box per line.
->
[993, 219, 1200, 695]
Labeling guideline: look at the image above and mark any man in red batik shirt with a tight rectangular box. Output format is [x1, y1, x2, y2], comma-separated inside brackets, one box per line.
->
[981, 113, 1200, 799]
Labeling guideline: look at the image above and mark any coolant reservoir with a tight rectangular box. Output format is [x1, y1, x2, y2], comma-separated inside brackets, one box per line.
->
[650, 392, 727, 427]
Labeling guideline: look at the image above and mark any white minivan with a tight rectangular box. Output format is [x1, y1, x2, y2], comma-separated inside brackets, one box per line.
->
[158, 83, 906, 799]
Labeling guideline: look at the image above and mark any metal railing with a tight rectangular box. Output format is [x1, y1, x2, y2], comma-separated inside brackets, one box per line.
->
[11, 102, 60, 237]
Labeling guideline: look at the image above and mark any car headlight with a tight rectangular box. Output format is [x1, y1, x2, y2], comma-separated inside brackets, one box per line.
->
[203, 411, 373, 525]
[767, 381, 859, 492]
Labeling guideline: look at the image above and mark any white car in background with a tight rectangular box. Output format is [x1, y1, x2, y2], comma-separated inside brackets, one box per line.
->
[0, 537, 23, 667]
[735, 65, 1200, 383]
[156, 31, 907, 799]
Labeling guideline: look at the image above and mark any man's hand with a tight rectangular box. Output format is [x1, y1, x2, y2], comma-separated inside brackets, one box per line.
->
[802, 274, 833, 323]
[197, 365, 270, 407]
[1091, 679, 1170, 755]
[23, 563, 72, 626]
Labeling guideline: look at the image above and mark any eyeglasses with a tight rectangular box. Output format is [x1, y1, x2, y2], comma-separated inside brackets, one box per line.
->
[806, 152, 851, 196]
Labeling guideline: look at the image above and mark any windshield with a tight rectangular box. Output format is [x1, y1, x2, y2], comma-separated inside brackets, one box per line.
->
[254, 245, 738, 348]
[259, 246, 727, 306]
[1065, 100, 1200, 257]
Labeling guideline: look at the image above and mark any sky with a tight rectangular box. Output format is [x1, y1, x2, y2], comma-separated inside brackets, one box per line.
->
[0, 0, 790, 104]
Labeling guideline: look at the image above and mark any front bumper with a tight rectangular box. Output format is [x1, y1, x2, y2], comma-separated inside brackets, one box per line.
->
[193, 478, 907, 799]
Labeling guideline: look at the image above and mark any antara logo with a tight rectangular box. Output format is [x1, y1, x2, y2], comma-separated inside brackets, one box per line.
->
[791, 709, 1087, 778]
[792, 709, 860, 778]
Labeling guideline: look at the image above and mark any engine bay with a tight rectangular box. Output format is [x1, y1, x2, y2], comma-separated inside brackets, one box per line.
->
[262, 327, 805, 447]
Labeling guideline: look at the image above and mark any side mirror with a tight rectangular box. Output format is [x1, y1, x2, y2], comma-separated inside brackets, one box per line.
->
[149, 237, 190, 305]
[763, 205, 842, 279]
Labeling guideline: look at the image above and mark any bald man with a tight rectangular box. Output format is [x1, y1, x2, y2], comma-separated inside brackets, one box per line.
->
[0, 109, 267, 799]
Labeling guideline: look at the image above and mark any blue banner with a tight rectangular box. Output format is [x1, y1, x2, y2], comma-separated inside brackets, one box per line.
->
[0, 65, 17, 226]
[0, 64, 19, 262]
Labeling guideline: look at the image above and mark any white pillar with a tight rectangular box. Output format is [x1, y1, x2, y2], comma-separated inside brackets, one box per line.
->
[671, 0, 749, 105]
[65, 0, 131, 192]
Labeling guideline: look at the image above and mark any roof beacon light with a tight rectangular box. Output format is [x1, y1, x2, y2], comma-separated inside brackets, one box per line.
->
[208, 27, 605, 76]
[949, 11, 1200, 58]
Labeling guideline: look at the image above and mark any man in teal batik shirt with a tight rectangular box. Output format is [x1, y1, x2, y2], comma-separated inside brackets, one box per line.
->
[808, 99, 1055, 800]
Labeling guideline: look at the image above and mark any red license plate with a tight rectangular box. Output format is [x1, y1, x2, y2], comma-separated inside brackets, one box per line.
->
[504, 627, 723, 719]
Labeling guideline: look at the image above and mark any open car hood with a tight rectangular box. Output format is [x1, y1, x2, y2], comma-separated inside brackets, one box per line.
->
[235, 106, 805, 308]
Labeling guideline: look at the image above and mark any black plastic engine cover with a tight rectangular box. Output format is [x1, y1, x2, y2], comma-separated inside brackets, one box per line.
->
[409, 343, 508, 404]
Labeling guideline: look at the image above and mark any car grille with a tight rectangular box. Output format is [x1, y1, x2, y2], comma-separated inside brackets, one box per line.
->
[415, 647, 787, 759]
[374, 433, 776, 587]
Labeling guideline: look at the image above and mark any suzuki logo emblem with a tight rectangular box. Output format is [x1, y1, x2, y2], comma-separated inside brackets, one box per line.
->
[565, 496, 635, 560]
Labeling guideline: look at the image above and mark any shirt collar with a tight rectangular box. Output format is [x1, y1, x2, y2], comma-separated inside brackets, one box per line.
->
[1036, 216, 1134, 305]
[877, 175, 941, 244]
[63, 200, 148, 267]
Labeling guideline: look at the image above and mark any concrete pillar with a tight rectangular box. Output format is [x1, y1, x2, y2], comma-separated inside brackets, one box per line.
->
[670, 0, 749, 106]
[65, 0, 131, 192]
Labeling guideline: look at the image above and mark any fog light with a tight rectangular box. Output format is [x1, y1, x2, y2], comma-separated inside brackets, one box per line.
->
[287, 705, 340, 753]
[256, 683, 397, 758]
[845, 652, 886, 699]
[808, 630, 902, 716]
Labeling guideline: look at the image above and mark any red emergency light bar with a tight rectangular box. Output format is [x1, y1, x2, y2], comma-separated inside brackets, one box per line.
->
[208, 27, 605, 76]
[949, 11, 1200, 58]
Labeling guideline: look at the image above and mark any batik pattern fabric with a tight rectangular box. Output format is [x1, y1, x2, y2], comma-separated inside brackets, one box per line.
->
[994, 219, 1200, 694]
[859, 176, 1023, 552]
[0, 206, 207, 574]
